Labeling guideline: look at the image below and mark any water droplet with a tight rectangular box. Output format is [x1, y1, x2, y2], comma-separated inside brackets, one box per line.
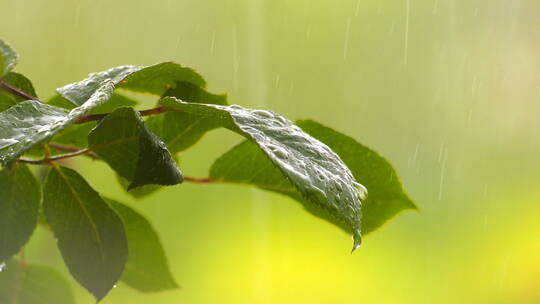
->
[0, 138, 18, 149]
[0, 262, 6, 272]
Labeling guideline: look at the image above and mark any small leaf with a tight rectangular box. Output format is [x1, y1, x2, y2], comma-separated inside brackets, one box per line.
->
[0, 40, 18, 76]
[88, 107, 182, 189]
[0, 72, 37, 112]
[0, 164, 40, 263]
[57, 63, 205, 106]
[108, 199, 178, 292]
[160, 97, 365, 248]
[296, 120, 417, 233]
[0, 259, 75, 304]
[146, 81, 227, 153]
[43, 165, 128, 301]
[0, 80, 114, 167]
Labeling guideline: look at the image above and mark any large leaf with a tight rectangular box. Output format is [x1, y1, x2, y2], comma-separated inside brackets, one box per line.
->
[0, 72, 37, 112]
[160, 97, 366, 248]
[43, 165, 128, 301]
[0, 80, 114, 167]
[88, 107, 182, 189]
[0, 259, 75, 304]
[0, 40, 17, 76]
[211, 121, 417, 236]
[0, 164, 40, 263]
[108, 199, 178, 292]
[296, 120, 417, 233]
[146, 81, 227, 153]
[57, 62, 205, 106]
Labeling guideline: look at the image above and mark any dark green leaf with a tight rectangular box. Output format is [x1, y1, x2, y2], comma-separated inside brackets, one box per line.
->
[146, 81, 227, 153]
[0, 164, 40, 263]
[0, 80, 114, 167]
[0, 40, 17, 76]
[49, 93, 139, 149]
[296, 120, 417, 233]
[108, 199, 178, 292]
[57, 63, 205, 106]
[88, 107, 182, 189]
[160, 97, 365, 249]
[0, 259, 75, 304]
[43, 165, 128, 301]
[0, 73, 37, 112]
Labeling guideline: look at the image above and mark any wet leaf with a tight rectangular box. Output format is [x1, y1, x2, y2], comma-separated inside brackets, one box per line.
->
[0, 40, 17, 76]
[108, 199, 178, 292]
[43, 165, 128, 301]
[160, 97, 365, 248]
[146, 81, 227, 153]
[57, 62, 205, 106]
[88, 107, 182, 189]
[0, 259, 75, 304]
[296, 120, 417, 233]
[0, 80, 114, 167]
[0, 164, 40, 263]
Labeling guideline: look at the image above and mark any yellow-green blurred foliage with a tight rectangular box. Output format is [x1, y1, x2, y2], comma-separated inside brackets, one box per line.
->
[1, 0, 539, 303]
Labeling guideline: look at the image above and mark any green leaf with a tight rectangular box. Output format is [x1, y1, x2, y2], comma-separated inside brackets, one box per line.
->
[43, 165, 128, 301]
[116, 174, 163, 199]
[0, 80, 114, 167]
[108, 199, 178, 292]
[295, 120, 417, 233]
[160, 97, 366, 249]
[57, 62, 205, 106]
[0, 40, 17, 76]
[88, 107, 182, 189]
[0, 72, 37, 112]
[146, 81, 227, 153]
[0, 164, 40, 263]
[49, 93, 139, 149]
[0, 259, 75, 304]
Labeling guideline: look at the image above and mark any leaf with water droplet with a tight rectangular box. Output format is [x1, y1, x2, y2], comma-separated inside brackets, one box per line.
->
[159, 97, 365, 249]
[0, 80, 114, 167]
[295, 120, 417, 233]
[0, 40, 17, 76]
[57, 62, 205, 106]
[0, 164, 40, 263]
[107, 199, 178, 292]
[0, 259, 75, 304]
[43, 165, 128, 301]
[88, 107, 182, 190]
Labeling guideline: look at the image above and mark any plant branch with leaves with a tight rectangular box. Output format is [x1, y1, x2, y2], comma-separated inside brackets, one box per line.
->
[0, 39, 417, 303]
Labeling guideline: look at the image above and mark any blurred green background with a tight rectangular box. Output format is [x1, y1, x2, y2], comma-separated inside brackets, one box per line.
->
[2, 0, 540, 303]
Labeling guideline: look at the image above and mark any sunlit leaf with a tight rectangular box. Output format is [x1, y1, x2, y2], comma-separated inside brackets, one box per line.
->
[88, 107, 182, 189]
[0, 80, 114, 167]
[160, 97, 366, 248]
[108, 199, 178, 292]
[0, 259, 75, 304]
[57, 62, 205, 106]
[43, 165, 128, 301]
[0, 164, 40, 263]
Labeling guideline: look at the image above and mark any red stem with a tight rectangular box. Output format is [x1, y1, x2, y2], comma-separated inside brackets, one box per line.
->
[0, 80, 44, 103]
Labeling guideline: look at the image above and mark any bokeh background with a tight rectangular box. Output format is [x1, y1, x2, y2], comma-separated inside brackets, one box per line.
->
[2, 0, 540, 303]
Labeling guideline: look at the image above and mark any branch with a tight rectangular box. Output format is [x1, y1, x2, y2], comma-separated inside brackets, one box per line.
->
[48, 143, 98, 159]
[0, 80, 44, 103]
[76, 107, 169, 124]
[17, 149, 92, 164]
[184, 177, 215, 183]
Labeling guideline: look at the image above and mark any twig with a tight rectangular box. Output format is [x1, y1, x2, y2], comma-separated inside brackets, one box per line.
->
[184, 176, 215, 183]
[0, 80, 44, 103]
[48, 143, 98, 159]
[17, 149, 92, 164]
[76, 106, 169, 124]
